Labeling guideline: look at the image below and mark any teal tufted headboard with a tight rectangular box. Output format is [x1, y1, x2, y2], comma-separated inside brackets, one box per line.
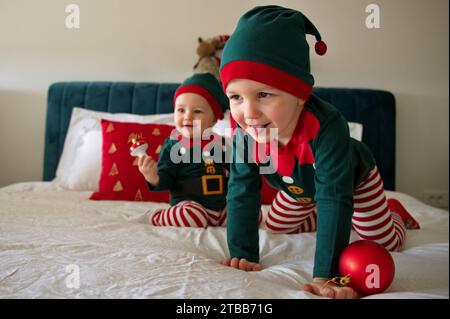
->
[43, 82, 396, 190]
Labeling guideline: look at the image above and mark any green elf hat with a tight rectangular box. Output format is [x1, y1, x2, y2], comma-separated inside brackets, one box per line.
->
[220, 5, 327, 101]
[174, 73, 229, 120]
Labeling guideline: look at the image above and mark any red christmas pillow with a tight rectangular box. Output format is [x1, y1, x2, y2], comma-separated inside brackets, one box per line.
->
[229, 114, 278, 205]
[90, 119, 175, 202]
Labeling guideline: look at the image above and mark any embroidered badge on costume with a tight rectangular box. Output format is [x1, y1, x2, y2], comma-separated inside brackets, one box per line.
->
[296, 197, 312, 204]
[282, 176, 294, 184]
[288, 185, 304, 195]
[206, 166, 216, 174]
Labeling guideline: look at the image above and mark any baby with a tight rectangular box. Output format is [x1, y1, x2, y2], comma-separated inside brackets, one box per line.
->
[138, 73, 230, 227]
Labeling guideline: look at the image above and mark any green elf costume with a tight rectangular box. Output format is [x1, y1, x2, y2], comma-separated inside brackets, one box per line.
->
[220, 5, 418, 278]
[147, 73, 230, 227]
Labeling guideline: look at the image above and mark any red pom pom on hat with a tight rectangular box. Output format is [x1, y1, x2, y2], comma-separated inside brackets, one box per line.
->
[315, 40, 327, 55]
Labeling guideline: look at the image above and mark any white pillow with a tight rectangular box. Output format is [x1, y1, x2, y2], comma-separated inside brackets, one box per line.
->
[348, 122, 363, 141]
[54, 107, 175, 190]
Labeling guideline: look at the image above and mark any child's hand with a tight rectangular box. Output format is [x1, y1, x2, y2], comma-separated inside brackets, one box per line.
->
[138, 155, 159, 186]
[220, 258, 262, 271]
[302, 278, 359, 299]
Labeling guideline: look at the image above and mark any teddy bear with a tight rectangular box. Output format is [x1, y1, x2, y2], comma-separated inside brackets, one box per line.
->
[193, 35, 230, 81]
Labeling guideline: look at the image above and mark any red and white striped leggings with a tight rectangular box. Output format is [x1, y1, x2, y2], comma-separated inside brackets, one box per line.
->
[265, 167, 407, 252]
[150, 200, 227, 227]
[150, 200, 263, 228]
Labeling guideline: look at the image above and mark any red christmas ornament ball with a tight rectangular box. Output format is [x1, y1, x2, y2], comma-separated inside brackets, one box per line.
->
[339, 240, 395, 295]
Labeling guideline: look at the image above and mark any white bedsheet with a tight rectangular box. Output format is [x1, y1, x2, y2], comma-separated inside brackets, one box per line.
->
[0, 182, 448, 299]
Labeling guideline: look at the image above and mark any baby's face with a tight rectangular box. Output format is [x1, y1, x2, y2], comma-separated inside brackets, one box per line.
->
[174, 93, 216, 139]
[226, 79, 304, 144]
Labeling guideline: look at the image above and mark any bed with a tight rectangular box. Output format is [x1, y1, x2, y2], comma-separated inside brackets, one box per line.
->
[0, 82, 448, 299]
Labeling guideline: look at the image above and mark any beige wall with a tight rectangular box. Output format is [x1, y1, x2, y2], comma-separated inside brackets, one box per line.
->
[0, 0, 448, 207]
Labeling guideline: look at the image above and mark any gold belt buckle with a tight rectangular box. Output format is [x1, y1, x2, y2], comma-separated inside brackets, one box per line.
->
[201, 175, 223, 195]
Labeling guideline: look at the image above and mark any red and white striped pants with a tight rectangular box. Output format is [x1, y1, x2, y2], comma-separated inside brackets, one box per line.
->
[265, 167, 407, 252]
[150, 200, 227, 227]
[149, 200, 263, 228]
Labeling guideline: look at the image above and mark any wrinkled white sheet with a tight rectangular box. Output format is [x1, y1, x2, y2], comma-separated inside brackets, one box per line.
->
[0, 182, 448, 299]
